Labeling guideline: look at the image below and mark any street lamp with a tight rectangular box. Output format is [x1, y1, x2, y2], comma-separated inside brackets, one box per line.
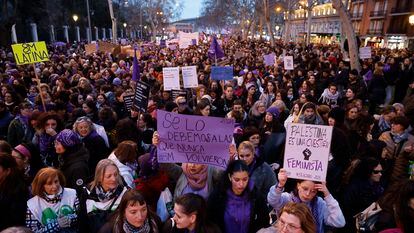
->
[72, 14, 78, 22]
[123, 23, 127, 28]
[409, 14, 414, 25]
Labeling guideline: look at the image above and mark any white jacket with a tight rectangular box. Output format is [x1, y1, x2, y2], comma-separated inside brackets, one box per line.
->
[108, 152, 136, 188]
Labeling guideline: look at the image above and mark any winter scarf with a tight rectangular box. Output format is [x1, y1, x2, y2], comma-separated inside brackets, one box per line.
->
[122, 218, 151, 233]
[318, 88, 339, 106]
[182, 163, 208, 190]
[391, 131, 409, 144]
[379, 116, 391, 133]
[43, 187, 63, 204]
[96, 185, 124, 203]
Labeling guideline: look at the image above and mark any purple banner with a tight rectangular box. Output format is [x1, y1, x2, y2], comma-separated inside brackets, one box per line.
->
[157, 110, 234, 169]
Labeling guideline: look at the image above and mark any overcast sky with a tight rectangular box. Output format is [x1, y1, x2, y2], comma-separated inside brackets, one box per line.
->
[180, 0, 202, 19]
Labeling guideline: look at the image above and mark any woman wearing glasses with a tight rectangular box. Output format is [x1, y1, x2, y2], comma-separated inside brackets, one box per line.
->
[339, 157, 384, 232]
[257, 202, 316, 233]
[267, 169, 345, 233]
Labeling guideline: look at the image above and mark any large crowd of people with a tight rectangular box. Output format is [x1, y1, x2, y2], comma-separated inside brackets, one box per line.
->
[0, 35, 414, 233]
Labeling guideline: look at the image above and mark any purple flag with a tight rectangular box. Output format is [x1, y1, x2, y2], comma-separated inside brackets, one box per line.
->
[132, 48, 140, 81]
[208, 36, 225, 60]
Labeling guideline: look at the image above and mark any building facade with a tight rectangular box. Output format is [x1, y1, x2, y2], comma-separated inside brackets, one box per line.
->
[350, 0, 414, 49]
[288, 2, 342, 44]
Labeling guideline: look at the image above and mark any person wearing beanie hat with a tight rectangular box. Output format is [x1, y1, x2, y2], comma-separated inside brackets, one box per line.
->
[266, 106, 280, 119]
[112, 77, 122, 86]
[55, 129, 89, 191]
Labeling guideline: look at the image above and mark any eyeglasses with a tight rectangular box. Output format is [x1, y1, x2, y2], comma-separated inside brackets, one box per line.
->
[277, 219, 301, 232]
[372, 170, 383, 174]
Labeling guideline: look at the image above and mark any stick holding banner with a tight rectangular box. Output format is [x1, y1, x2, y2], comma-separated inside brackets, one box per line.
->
[11, 41, 49, 111]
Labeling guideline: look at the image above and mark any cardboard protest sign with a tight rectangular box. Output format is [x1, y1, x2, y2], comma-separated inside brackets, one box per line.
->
[157, 110, 234, 169]
[123, 94, 134, 112]
[211, 66, 233, 80]
[182, 66, 198, 88]
[359, 46, 372, 59]
[284, 56, 294, 70]
[163, 67, 180, 90]
[12, 41, 49, 65]
[283, 123, 333, 182]
[98, 41, 118, 54]
[85, 43, 97, 55]
[133, 81, 150, 112]
[263, 53, 276, 66]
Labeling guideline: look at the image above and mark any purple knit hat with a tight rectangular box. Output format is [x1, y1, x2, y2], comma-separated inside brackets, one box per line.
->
[56, 129, 81, 148]
[266, 106, 280, 119]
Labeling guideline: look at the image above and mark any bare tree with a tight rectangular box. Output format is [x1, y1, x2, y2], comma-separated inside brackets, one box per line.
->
[332, 0, 361, 71]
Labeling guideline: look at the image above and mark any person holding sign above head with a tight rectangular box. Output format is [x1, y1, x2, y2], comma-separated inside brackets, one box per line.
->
[207, 160, 269, 233]
[267, 168, 345, 233]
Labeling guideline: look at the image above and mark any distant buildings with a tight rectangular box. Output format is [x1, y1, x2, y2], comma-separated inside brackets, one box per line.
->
[286, 0, 414, 49]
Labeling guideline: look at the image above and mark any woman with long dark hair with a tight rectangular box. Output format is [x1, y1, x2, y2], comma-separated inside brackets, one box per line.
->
[207, 160, 269, 233]
[163, 193, 221, 233]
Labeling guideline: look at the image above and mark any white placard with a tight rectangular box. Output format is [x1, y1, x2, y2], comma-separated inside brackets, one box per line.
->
[163, 67, 180, 91]
[182, 66, 198, 88]
[284, 56, 294, 70]
[178, 31, 199, 49]
[359, 46, 372, 59]
[283, 123, 333, 182]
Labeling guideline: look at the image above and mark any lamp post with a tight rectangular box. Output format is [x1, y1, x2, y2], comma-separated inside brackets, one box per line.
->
[410, 15, 414, 26]
[73, 14, 80, 42]
[123, 23, 127, 39]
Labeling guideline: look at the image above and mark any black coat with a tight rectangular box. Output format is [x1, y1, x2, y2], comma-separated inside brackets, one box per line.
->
[60, 145, 90, 192]
[162, 218, 222, 233]
[368, 75, 387, 104]
[207, 186, 269, 233]
[0, 174, 28, 231]
[83, 131, 110, 177]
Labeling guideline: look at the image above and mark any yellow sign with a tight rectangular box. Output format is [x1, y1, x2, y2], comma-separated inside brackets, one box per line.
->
[11, 41, 49, 65]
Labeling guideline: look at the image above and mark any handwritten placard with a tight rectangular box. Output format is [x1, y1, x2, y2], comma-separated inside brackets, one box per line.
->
[157, 110, 234, 169]
[163, 67, 180, 91]
[12, 41, 49, 65]
[182, 66, 198, 88]
[284, 56, 294, 70]
[211, 66, 233, 80]
[133, 81, 150, 112]
[263, 53, 276, 66]
[359, 46, 372, 59]
[283, 123, 333, 182]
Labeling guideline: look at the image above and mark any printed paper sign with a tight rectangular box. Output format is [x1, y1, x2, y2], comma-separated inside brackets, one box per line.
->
[211, 66, 233, 80]
[179, 31, 199, 49]
[284, 56, 294, 70]
[264, 53, 276, 66]
[157, 110, 234, 169]
[182, 66, 198, 88]
[163, 67, 180, 90]
[283, 123, 333, 182]
[123, 94, 134, 112]
[12, 41, 49, 65]
[98, 41, 117, 54]
[133, 81, 150, 112]
[359, 46, 372, 59]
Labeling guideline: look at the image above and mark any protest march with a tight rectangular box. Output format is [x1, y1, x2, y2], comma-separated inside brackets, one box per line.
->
[0, 27, 414, 233]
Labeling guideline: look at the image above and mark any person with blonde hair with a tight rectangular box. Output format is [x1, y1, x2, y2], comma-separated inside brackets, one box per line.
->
[26, 167, 79, 232]
[257, 202, 317, 233]
[83, 159, 128, 232]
